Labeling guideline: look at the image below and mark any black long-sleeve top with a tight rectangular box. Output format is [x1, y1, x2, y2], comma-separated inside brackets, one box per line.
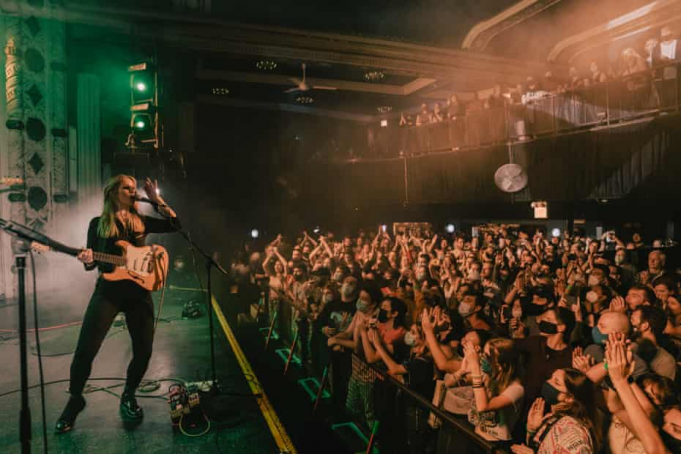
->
[85, 214, 180, 297]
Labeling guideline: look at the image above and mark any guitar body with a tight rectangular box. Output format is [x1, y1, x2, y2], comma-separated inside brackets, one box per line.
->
[100, 240, 169, 292]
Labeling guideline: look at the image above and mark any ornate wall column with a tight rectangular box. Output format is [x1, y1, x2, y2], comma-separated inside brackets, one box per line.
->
[2, 2, 68, 299]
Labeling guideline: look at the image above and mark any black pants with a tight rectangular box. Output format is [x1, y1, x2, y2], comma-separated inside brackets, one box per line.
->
[69, 281, 155, 396]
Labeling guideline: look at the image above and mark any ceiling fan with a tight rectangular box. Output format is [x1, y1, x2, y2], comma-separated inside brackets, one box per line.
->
[284, 63, 337, 93]
[494, 163, 528, 193]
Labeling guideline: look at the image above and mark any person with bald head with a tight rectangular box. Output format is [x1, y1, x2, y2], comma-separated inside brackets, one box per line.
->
[579, 311, 650, 384]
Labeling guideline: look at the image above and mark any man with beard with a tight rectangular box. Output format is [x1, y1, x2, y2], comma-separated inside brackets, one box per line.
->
[630, 306, 677, 380]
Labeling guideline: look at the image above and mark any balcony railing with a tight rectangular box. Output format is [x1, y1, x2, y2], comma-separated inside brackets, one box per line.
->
[397, 62, 680, 155]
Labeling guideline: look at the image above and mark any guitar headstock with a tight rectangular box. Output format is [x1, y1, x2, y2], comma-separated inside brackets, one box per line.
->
[30, 241, 51, 254]
[1, 177, 24, 186]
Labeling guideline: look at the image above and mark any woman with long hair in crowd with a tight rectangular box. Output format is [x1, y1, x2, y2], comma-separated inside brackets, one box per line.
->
[463, 336, 524, 441]
[511, 368, 601, 454]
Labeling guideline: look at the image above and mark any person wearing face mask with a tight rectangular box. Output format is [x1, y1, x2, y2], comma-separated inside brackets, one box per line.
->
[523, 287, 555, 336]
[457, 291, 492, 331]
[580, 311, 651, 384]
[318, 277, 358, 405]
[371, 322, 434, 454]
[328, 286, 381, 427]
[621, 372, 678, 452]
[511, 368, 601, 454]
[631, 306, 677, 380]
[462, 337, 524, 441]
[513, 309, 574, 439]
[359, 297, 407, 365]
[662, 406, 681, 453]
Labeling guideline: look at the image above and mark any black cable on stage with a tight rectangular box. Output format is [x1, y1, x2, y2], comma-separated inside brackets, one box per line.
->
[29, 251, 48, 454]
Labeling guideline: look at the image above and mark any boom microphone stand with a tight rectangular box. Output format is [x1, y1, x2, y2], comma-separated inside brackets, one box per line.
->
[150, 211, 229, 394]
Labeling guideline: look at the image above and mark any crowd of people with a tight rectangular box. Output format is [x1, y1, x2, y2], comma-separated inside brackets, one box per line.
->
[399, 26, 679, 135]
[232, 223, 681, 453]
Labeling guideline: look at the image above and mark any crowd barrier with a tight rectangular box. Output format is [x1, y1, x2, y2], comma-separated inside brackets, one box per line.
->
[255, 285, 510, 454]
[397, 62, 680, 155]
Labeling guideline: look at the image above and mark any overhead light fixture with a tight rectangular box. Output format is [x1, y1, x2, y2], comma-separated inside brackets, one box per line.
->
[212, 88, 229, 95]
[380, 120, 388, 127]
[364, 70, 385, 82]
[296, 95, 314, 104]
[377, 106, 392, 113]
[251, 229, 259, 239]
[256, 60, 278, 71]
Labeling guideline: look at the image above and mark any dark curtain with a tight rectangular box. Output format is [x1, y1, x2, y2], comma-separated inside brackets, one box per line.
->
[301, 118, 681, 206]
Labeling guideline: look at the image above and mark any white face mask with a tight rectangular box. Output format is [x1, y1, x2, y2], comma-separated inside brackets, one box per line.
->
[586, 291, 599, 303]
[404, 332, 416, 347]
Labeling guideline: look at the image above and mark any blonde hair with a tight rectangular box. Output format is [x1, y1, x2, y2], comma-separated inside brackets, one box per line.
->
[486, 337, 520, 395]
[97, 174, 145, 238]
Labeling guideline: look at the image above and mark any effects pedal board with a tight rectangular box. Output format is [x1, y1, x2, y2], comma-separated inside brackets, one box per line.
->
[168, 383, 201, 426]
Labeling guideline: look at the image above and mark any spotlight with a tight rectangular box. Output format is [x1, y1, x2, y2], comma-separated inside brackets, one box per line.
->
[551, 228, 561, 238]
[445, 224, 455, 234]
[250, 229, 259, 239]
[380, 120, 388, 127]
[136, 82, 147, 92]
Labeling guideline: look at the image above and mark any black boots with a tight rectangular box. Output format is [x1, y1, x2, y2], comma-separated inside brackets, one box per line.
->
[120, 390, 144, 422]
[55, 395, 86, 434]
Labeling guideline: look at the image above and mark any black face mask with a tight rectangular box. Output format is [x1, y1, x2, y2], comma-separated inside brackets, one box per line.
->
[661, 431, 681, 454]
[377, 309, 389, 323]
[538, 321, 558, 335]
[541, 382, 561, 408]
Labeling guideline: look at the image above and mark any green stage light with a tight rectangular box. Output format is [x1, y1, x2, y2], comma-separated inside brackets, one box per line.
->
[135, 120, 146, 129]
[136, 82, 147, 92]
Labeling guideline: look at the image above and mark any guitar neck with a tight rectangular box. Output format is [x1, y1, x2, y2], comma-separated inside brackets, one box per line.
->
[93, 252, 126, 267]
[45, 241, 126, 267]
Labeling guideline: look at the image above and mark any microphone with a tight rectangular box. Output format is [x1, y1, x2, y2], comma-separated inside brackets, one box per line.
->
[135, 195, 166, 207]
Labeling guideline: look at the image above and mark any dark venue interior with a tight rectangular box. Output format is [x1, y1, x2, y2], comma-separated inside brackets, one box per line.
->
[1, 1, 681, 453]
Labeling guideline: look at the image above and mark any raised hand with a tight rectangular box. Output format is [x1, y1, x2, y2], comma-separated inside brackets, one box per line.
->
[609, 296, 626, 313]
[572, 347, 594, 373]
[143, 177, 162, 203]
[605, 332, 634, 381]
[527, 397, 547, 432]
[421, 308, 435, 333]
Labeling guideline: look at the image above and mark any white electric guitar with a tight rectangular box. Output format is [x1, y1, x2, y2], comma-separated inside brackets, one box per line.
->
[31, 240, 169, 292]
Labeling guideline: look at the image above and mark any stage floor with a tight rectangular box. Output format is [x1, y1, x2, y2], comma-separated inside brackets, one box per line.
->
[0, 285, 289, 454]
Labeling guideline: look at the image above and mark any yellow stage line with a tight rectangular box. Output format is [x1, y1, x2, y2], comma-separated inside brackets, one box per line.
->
[212, 296, 298, 454]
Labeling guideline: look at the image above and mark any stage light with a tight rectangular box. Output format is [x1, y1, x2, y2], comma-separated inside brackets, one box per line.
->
[132, 114, 150, 131]
[136, 82, 147, 92]
[313, 226, 321, 234]
[552, 228, 561, 238]
[380, 120, 388, 127]
[445, 224, 455, 234]
[251, 229, 259, 239]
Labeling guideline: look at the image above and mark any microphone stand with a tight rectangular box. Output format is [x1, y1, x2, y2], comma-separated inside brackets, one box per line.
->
[149, 207, 229, 394]
[0, 218, 41, 454]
